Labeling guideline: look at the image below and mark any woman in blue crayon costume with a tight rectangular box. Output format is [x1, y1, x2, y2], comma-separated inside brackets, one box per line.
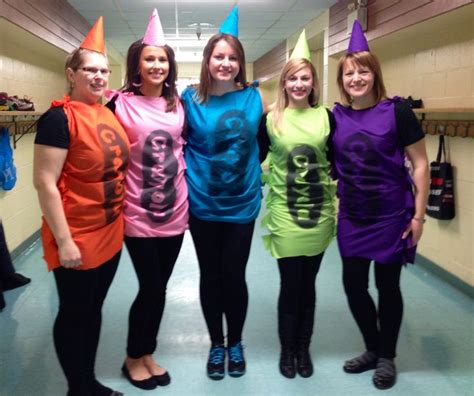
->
[181, 6, 265, 380]
[332, 21, 429, 390]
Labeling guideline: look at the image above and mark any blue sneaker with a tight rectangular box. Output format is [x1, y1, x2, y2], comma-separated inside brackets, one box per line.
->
[228, 342, 246, 377]
[207, 344, 225, 380]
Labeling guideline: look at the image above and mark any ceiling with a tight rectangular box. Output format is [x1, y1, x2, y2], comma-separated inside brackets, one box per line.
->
[67, 0, 336, 62]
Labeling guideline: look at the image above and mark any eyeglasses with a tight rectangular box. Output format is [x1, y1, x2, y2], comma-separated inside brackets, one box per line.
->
[80, 67, 112, 76]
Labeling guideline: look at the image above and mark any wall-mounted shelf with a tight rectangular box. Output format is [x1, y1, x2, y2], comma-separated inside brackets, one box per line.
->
[413, 108, 474, 138]
[0, 111, 43, 148]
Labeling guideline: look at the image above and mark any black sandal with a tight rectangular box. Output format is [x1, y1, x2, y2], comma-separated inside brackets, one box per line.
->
[343, 350, 378, 373]
[372, 358, 397, 390]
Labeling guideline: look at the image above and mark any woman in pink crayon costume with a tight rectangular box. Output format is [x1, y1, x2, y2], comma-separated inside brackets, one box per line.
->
[332, 21, 429, 390]
[105, 9, 187, 391]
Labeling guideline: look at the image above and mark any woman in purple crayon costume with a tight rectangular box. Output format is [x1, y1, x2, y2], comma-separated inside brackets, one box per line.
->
[331, 21, 429, 390]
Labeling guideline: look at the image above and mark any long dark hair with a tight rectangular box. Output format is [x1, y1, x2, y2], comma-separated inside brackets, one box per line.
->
[196, 33, 247, 103]
[122, 40, 179, 112]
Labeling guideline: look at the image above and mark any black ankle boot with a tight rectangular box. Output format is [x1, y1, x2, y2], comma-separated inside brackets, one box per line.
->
[296, 308, 314, 378]
[278, 313, 296, 378]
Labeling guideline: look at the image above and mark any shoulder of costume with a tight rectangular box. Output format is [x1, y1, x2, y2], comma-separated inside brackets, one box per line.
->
[332, 102, 346, 109]
[181, 85, 197, 99]
[246, 80, 259, 88]
[50, 95, 70, 108]
[387, 96, 404, 104]
[104, 89, 135, 101]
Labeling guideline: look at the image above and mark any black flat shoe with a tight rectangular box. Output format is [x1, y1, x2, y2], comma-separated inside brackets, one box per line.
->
[153, 371, 171, 386]
[343, 350, 378, 374]
[373, 358, 397, 390]
[2, 273, 31, 291]
[121, 364, 157, 390]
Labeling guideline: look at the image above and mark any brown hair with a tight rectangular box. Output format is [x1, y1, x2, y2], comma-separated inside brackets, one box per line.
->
[121, 40, 178, 112]
[65, 48, 107, 95]
[336, 51, 387, 106]
[272, 58, 320, 133]
[196, 33, 247, 103]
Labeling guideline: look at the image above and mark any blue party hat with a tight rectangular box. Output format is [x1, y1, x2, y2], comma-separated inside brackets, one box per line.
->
[219, 6, 239, 37]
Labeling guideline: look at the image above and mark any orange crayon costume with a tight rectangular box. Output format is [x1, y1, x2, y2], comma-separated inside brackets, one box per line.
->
[41, 97, 129, 270]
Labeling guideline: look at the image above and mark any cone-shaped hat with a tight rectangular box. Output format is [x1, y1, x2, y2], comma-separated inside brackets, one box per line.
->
[290, 30, 311, 60]
[219, 6, 239, 37]
[143, 8, 166, 46]
[80, 16, 105, 54]
[347, 20, 369, 53]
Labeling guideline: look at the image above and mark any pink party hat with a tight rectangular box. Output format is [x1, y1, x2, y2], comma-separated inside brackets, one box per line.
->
[143, 8, 166, 46]
[347, 20, 369, 53]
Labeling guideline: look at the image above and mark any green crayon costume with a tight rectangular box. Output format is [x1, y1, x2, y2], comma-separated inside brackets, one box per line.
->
[262, 106, 336, 259]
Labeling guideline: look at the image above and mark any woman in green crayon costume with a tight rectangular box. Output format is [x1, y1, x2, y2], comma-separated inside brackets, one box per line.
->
[262, 31, 336, 379]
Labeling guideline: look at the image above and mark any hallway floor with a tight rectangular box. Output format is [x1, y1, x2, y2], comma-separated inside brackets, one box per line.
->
[1, 213, 473, 396]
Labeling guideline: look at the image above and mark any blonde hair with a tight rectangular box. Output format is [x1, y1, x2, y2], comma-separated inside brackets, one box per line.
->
[272, 58, 319, 133]
[336, 51, 387, 106]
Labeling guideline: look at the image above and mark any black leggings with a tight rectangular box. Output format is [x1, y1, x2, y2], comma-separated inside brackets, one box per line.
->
[342, 257, 403, 358]
[277, 253, 324, 316]
[53, 251, 121, 395]
[189, 215, 255, 346]
[125, 234, 183, 358]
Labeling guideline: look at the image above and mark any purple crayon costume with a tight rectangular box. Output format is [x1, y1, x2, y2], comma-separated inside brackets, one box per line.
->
[332, 97, 418, 265]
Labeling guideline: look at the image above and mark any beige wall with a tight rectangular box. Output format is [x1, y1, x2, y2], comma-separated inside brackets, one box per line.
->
[0, 19, 67, 112]
[373, 6, 473, 286]
[0, 18, 67, 250]
[328, 5, 474, 285]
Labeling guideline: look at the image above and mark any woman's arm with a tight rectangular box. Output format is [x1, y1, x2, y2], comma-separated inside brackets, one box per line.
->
[33, 145, 82, 268]
[257, 87, 268, 114]
[402, 138, 430, 246]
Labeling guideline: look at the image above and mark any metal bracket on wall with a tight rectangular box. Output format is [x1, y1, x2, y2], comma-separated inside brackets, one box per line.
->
[0, 111, 42, 148]
[413, 108, 474, 138]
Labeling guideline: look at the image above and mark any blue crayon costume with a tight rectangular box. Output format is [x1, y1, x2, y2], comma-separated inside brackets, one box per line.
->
[181, 85, 262, 223]
[181, 5, 264, 380]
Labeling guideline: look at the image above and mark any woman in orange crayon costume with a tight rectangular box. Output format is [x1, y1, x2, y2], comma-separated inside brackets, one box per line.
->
[33, 18, 129, 396]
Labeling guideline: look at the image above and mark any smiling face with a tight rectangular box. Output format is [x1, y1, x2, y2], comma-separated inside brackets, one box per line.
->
[139, 45, 169, 92]
[208, 39, 240, 83]
[285, 66, 314, 109]
[66, 51, 109, 104]
[342, 58, 376, 106]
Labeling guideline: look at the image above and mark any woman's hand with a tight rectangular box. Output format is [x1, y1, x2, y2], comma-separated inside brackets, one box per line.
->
[402, 218, 424, 247]
[58, 239, 82, 268]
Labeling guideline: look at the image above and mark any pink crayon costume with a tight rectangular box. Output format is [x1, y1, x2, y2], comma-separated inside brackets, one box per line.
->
[105, 9, 187, 386]
[106, 90, 188, 237]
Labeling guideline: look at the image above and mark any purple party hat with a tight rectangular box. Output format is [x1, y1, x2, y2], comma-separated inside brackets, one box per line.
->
[347, 20, 369, 53]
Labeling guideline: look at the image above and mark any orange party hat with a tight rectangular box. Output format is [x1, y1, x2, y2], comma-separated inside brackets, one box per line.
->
[80, 16, 106, 54]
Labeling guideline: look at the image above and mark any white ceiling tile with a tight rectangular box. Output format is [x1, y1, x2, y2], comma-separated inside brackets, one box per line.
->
[68, 0, 337, 61]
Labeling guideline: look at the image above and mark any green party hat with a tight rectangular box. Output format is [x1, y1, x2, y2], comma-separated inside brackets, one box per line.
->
[290, 30, 310, 60]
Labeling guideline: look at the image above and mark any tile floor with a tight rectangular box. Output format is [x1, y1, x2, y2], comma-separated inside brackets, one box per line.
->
[1, 212, 473, 396]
